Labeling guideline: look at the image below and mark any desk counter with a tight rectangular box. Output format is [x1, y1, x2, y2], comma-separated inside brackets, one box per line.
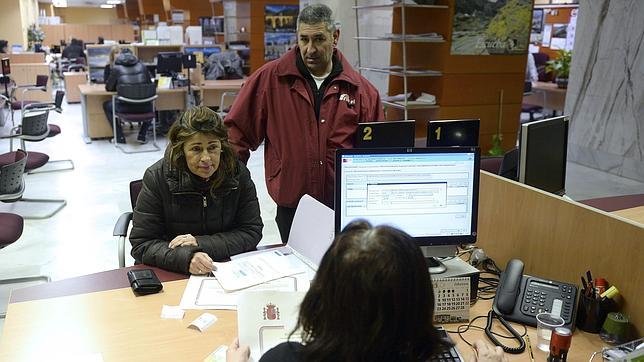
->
[1, 267, 608, 362]
[199, 79, 245, 109]
[523, 81, 567, 114]
[78, 84, 188, 144]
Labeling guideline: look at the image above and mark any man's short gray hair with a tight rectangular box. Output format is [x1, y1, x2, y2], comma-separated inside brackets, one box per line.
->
[297, 4, 336, 33]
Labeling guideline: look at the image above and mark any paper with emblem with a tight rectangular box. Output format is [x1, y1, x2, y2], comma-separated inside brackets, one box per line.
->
[237, 291, 306, 361]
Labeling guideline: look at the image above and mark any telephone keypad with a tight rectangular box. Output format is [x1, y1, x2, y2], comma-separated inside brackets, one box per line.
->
[521, 278, 577, 325]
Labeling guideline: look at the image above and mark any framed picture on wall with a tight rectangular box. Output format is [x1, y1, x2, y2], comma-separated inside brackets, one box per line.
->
[531, 9, 544, 33]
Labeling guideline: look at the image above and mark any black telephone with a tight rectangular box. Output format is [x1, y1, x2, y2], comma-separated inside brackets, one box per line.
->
[493, 259, 578, 330]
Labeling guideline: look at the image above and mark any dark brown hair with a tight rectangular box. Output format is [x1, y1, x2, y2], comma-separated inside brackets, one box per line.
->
[294, 220, 448, 361]
[167, 106, 236, 191]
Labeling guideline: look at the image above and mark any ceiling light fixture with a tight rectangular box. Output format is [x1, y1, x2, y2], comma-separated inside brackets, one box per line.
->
[100, 4, 115, 8]
[106, 0, 123, 4]
[52, 0, 67, 7]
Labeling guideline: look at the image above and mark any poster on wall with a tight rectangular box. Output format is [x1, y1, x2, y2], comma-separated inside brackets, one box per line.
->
[264, 4, 299, 61]
[450, 0, 532, 55]
[565, 9, 578, 50]
[549, 24, 567, 50]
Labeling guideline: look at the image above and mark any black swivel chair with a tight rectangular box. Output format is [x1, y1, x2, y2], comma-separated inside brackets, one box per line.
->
[114, 180, 143, 267]
[112, 84, 159, 153]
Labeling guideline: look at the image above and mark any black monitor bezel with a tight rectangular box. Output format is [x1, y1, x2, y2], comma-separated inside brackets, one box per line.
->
[518, 115, 569, 195]
[334, 146, 480, 246]
[156, 52, 183, 75]
[426, 118, 481, 147]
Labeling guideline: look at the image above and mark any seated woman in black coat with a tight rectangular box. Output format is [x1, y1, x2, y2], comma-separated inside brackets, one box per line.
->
[130, 106, 263, 275]
[102, 49, 153, 144]
[227, 221, 507, 362]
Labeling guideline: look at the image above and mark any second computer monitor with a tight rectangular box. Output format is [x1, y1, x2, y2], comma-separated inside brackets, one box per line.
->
[426, 119, 480, 147]
[156, 52, 183, 75]
[354, 120, 415, 148]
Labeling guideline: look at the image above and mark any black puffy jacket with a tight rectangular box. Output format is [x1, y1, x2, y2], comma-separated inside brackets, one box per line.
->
[105, 52, 151, 92]
[129, 157, 263, 274]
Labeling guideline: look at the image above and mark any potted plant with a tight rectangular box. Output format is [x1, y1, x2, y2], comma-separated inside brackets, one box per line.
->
[27, 24, 45, 52]
[546, 49, 572, 88]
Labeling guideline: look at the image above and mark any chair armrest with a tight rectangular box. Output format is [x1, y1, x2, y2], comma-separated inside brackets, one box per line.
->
[115, 94, 159, 103]
[113, 212, 133, 236]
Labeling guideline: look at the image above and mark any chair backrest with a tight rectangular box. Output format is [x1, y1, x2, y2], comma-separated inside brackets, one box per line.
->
[20, 110, 49, 140]
[130, 180, 143, 210]
[532, 52, 551, 82]
[0, 149, 27, 198]
[36, 75, 48, 88]
[117, 84, 156, 101]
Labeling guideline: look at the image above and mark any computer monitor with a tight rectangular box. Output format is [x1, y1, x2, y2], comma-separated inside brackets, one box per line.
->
[354, 120, 415, 148]
[335, 147, 480, 273]
[518, 115, 569, 195]
[426, 119, 480, 147]
[156, 52, 183, 76]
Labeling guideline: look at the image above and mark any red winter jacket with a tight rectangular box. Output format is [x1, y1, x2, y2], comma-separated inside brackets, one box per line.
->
[225, 47, 384, 209]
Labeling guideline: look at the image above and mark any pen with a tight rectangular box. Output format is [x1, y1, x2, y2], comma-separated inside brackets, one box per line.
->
[581, 277, 588, 295]
[525, 335, 534, 362]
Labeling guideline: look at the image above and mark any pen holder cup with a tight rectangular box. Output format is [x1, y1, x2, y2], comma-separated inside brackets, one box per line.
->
[576, 293, 613, 333]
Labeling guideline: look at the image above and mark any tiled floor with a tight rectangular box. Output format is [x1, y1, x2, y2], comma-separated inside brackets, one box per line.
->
[0, 101, 642, 333]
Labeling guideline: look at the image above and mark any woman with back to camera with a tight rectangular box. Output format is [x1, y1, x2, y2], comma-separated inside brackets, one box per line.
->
[129, 106, 263, 275]
[227, 221, 507, 362]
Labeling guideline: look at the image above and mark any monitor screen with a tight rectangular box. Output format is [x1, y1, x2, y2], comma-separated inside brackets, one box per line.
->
[157, 52, 183, 75]
[518, 116, 569, 195]
[354, 120, 416, 148]
[335, 147, 480, 246]
[427, 119, 480, 147]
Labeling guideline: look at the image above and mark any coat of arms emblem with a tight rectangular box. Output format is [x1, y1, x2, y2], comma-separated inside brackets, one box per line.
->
[263, 303, 280, 320]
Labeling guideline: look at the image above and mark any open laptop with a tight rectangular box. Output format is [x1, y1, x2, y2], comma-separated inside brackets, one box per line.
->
[426, 119, 480, 147]
[354, 120, 416, 148]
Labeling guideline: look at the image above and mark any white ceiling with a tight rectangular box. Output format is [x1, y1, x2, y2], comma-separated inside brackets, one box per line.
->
[39, 0, 122, 7]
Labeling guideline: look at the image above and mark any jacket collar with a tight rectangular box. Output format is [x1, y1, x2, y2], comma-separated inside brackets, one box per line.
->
[276, 47, 362, 87]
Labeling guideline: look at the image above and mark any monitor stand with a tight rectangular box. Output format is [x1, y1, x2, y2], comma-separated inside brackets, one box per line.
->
[421, 245, 457, 274]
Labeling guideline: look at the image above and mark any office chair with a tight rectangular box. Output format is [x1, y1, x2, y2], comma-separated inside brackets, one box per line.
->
[3, 92, 73, 174]
[480, 157, 504, 174]
[7, 75, 49, 126]
[219, 91, 238, 117]
[0, 113, 67, 219]
[498, 147, 519, 181]
[114, 179, 143, 267]
[112, 84, 160, 154]
[0, 150, 51, 317]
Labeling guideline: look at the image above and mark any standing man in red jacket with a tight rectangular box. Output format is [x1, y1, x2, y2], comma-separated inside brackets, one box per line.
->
[225, 4, 384, 243]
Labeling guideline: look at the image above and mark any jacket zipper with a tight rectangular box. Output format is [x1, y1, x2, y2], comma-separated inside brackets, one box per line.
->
[202, 195, 207, 234]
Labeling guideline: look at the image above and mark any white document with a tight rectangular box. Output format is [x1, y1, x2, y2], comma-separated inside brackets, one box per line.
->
[238, 291, 306, 361]
[161, 305, 185, 319]
[179, 273, 310, 310]
[542, 24, 552, 47]
[231, 194, 335, 279]
[213, 250, 306, 292]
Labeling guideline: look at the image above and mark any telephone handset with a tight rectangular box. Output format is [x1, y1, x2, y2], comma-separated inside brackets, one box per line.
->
[493, 259, 578, 330]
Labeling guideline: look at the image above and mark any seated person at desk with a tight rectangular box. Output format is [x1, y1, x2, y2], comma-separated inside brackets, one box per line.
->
[129, 106, 263, 275]
[0, 40, 8, 54]
[102, 48, 153, 144]
[61, 38, 85, 60]
[227, 221, 506, 362]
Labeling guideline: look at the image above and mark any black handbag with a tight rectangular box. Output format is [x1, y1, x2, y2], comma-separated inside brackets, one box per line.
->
[127, 269, 163, 295]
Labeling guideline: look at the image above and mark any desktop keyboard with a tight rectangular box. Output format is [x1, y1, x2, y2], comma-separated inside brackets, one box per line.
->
[429, 328, 464, 362]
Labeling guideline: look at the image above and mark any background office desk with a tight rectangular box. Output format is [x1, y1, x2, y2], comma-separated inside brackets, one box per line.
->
[199, 79, 245, 110]
[1, 267, 607, 362]
[523, 81, 567, 115]
[79, 84, 189, 144]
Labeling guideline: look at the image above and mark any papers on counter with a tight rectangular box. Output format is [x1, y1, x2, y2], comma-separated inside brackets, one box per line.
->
[179, 273, 309, 310]
[238, 291, 306, 362]
[213, 249, 306, 292]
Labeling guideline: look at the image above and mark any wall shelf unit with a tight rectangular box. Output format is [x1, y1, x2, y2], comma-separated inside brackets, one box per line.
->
[353, 1, 448, 121]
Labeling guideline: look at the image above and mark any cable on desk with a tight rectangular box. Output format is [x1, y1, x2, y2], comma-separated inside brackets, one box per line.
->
[444, 314, 527, 349]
